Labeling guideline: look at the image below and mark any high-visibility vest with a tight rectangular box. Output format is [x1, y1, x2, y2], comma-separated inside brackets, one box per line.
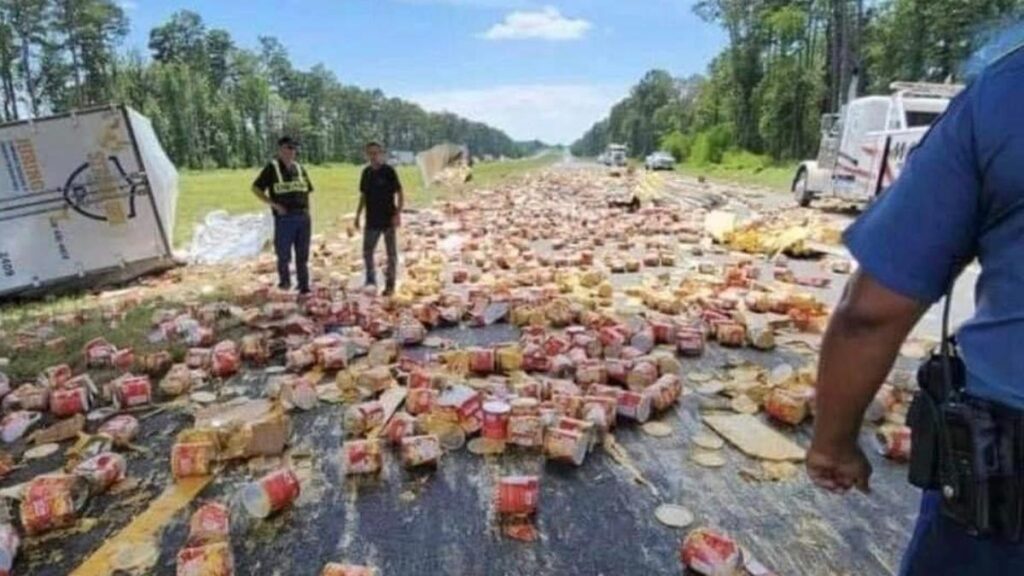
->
[271, 160, 310, 194]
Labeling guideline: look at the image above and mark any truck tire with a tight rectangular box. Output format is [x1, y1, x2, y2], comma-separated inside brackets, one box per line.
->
[793, 168, 813, 207]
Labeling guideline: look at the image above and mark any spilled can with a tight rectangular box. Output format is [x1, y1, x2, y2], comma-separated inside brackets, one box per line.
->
[496, 476, 540, 517]
[241, 467, 301, 519]
[481, 401, 511, 442]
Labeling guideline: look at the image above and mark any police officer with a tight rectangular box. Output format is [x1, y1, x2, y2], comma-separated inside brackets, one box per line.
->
[252, 136, 314, 294]
[808, 50, 1024, 574]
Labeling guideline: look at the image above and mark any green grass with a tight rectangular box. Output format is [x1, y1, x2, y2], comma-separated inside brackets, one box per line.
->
[675, 159, 799, 192]
[174, 154, 558, 246]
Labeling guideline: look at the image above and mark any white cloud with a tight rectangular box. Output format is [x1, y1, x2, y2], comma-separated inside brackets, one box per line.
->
[480, 6, 591, 41]
[117, 0, 138, 10]
[409, 84, 624, 145]
[398, 0, 527, 7]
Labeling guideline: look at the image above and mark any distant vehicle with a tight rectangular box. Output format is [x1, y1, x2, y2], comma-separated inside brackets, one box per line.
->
[793, 80, 962, 207]
[644, 151, 675, 171]
[388, 150, 416, 166]
[606, 144, 628, 167]
[597, 152, 610, 165]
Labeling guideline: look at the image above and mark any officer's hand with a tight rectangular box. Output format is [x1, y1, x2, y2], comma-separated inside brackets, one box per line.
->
[806, 441, 872, 494]
[353, 215, 361, 230]
[271, 203, 287, 216]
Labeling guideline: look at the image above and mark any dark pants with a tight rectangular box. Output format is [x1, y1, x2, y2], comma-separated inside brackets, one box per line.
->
[273, 212, 311, 291]
[363, 226, 397, 289]
[901, 491, 1024, 575]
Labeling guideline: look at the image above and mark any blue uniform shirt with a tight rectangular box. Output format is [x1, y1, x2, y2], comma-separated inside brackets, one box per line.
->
[844, 49, 1024, 409]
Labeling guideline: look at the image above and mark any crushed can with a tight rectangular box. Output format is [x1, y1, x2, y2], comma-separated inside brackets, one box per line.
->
[113, 375, 152, 409]
[676, 328, 705, 357]
[384, 412, 418, 445]
[50, 386, 90, 417]
[617, 390, 652, 423]
[343, 440, 383, 475]
[496, 475, 540, 517]
[98, 414, 139, 447]
[345, 401, 385, 437]
[112, 348, 135, 372]
[544, 427, 588, 466]
[508, 415, 544, 448]
[241, 467, 301, 518]
[73, 452, 126, 494]
[176, 541, 235, 576]
[764, 388, 809, 426]
[400, 434, 442, 468]
[20, 474, 88, 535]
[680, 527, 741, 576]
[211, 341, 241, 378]
[469, 347, 496, 375]
[188, 502, 230, 546]
[875, 425, 912, 461]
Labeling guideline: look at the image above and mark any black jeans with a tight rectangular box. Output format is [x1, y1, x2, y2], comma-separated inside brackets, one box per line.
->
[363, 226, 397, 289]
[273, 211, 311, 291]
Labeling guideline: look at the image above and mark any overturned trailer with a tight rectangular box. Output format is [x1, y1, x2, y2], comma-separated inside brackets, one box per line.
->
[0, 105, 178, 299]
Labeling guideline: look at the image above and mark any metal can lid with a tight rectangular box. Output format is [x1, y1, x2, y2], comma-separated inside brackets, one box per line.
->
[483, 400, 511, 414]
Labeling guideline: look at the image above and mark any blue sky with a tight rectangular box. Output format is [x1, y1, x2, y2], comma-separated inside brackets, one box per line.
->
[120, 1, 726, 144]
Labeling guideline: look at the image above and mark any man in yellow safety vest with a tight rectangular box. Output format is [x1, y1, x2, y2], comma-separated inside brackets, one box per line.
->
[251, 136, 315, 294]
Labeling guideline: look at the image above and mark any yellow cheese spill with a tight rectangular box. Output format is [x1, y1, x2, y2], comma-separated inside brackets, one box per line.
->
[70, 476, 212, 576]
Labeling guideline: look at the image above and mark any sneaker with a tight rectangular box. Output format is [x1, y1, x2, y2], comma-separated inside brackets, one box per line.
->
[298, 287, 311, 296]
[382, 287, 395, 297]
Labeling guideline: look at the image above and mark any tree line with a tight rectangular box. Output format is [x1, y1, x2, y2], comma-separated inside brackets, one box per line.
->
[572, 0, 1024, 165]
[0, 4, 543, 169]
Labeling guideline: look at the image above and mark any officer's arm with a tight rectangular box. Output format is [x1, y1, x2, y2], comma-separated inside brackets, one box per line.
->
[813, 271, 925, 452]
[394, 169, 404, 213]
[355, 171, 366, 227]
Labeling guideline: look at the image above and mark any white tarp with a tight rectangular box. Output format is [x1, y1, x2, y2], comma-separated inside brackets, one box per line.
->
[188, 211, 273, 265]
[0, 105, 177, 297]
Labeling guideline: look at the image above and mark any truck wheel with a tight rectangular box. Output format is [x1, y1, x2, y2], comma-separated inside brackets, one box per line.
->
[793, 169, 812, 207]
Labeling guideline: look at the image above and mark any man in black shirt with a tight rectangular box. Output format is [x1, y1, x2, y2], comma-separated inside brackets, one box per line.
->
[251, 136, 314, 294]
[355, 142, 404, 296]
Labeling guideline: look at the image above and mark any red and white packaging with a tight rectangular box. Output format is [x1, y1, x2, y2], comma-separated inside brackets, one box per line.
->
[575, 359, 607, 387]
[345, 401, 385, 437]
[50, 387, 90, 417]
[176, 541, 235, 576]
[343, 440, 383, 475]
[400, 434, 442, 468]
[73, 452, 126, 494]
[171, 441, 215, 478]
[509, 397, 540, 416]
[241, 467, 301, 518]
[715, 322, 747, 348]
[438, 387, 482, 434]
[496, 476, 540, 517]
[99, 414, 140, 446]
[764, 388, 809, 426]
[543, 427, 588, 466]
[481, 401, 511, 442]
[112, 348, 135, 372]
[211, 341, 241, 379]
[626, 361, 659, 391]
[20, 474, 87, 535]
[84, 338, 116, 368]
[605, 359, 633, 385]
[188, 502, 230, 546]
[406, 388, 438, 416]
[319, 346, 349, 370]
[43, 364, 73, 388]
[617, 390, 652, 423]
[875, 425, 912, 461]
[582, 396, 618, 430]
[651, 320, 678, 345]
[286, 345, 317, 373]
[383, 412, 418, 445]
[508, 415, 544, 448]
[680, 527, 742, 576]
[551, 394, 583, 419]
[113, 375, 152, 409]
[676, 328, 705, 357]
[186, 348, 212, 370]
[645, 374, 682, 413]
[469, 347, 496, 375]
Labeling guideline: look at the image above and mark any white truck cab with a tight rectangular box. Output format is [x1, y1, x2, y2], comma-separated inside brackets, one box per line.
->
[793, 82, 962, 207]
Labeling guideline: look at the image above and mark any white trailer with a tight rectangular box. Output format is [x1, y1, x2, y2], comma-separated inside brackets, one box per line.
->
[792, 82, 963, 207]
[0, 105, 178, 298]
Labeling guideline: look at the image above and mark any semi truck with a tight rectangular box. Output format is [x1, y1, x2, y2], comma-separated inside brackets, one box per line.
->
[792, 81, 963, 207]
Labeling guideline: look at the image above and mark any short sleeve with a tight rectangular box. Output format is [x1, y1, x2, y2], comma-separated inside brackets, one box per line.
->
[302, 166, 314, 193]
[390, 166, 403, 191]
[252, 163, 274, 191]
[359, 168, 368, 194]
[843, 85, 983, 304]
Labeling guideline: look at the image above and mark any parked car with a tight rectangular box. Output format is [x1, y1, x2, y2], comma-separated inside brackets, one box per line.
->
[644, 151, 675, 171]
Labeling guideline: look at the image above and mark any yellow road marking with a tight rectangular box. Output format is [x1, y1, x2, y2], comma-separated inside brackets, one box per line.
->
[70, 477, 212, 575]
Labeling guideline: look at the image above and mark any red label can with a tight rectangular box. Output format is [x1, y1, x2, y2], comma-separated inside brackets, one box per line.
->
[676, 328, 705, 357]
[50, 387, 89, 417]
[409, 368, 432, 389]
[617, 390, 652, 423]
[116, 376, 152, 408]
[343, 440, 383, 475]
[242, 467, 300, 518]
[469, 348, 496, 374]
[406, 388, 438, 416]
[73, 452, 126, 493]
[112, 348, 135, 372]
[496, 475, 540, 517]
[481, 401, 511, 441]
[188, 502, 231, 545]
[875, 425, 912, 461]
